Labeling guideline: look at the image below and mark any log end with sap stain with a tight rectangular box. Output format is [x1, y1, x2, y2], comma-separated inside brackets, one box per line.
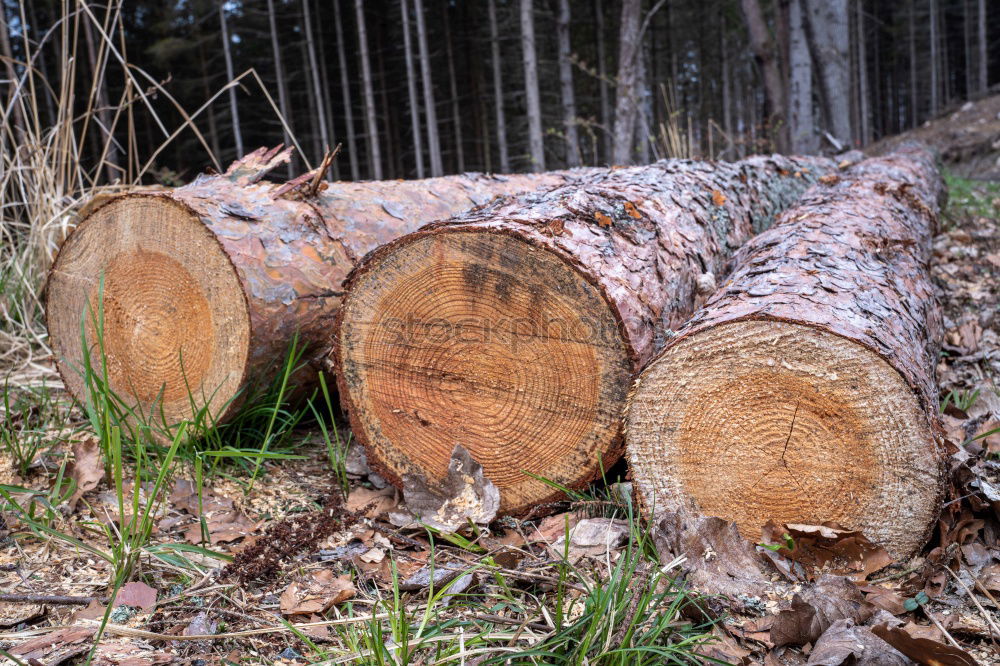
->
[46, 193, 254, 428]
[626, 143, 947, 560]
[335, 227, 632, 515]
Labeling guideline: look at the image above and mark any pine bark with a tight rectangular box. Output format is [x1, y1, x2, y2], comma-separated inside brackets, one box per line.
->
[334, 154, 834, 514]
[521, 0, 545, 171]
[626, 143, 945, 558]
[47, 147, 588, 433]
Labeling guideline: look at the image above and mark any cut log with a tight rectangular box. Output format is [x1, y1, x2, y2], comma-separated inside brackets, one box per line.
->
[334, 155, 835, 514]
[625, 143, 945, 558]
[46, 147, 589, 428]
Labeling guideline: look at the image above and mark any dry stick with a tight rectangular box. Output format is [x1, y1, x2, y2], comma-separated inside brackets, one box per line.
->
[0, 593, 107, 606]
[945, 566, 1000, 640]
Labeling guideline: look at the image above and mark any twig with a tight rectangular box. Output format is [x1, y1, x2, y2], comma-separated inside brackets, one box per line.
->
[922, 606, 963, 649]
[0, 593, 107, 606]
[870, 565, 922, 584]
[307, 144, 341, 197]
[81, 613, 389, 641]
[945, 566, 1000, 640]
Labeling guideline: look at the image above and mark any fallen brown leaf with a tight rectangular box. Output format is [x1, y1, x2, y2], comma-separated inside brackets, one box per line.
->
[806, 618, 908, 665]
[346, 485, 397, 518]
[770, 576, 873, 648]
[871, 622, 978, 666]
[279, 569, 355, 616]
[762, 521, 893, 581]
[114, 581, 157, 611]
[69, 437, 104, 508]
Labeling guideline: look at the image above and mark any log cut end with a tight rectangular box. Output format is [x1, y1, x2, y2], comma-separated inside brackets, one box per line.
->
[336, 229, 633, 514]
[626, 319, 941, 559]
[47, 195, 251, 426]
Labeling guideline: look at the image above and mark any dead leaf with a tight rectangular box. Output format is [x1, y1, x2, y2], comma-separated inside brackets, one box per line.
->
[806, 619, 908, 665]
[770, 576, 873, 648]
[182, 610, 217, 637]
[859, 584, 908, 615]
[528, 512, 580, 543]
[346, 486, 398, 518]
[871, 622, 978, 666]
[279, 569, 355, 616]
[114, 581, 158, 611]
[389, 445, 499, 533]
[550, 517, 629, 562]
[762, 521, 893, 581]
[69, 437, 104, 508]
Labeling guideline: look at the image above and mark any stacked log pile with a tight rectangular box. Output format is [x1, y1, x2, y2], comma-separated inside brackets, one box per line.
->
[625, 143, 945, 558]
[46, 143, 948, 558]
[46, 147, 592, 428]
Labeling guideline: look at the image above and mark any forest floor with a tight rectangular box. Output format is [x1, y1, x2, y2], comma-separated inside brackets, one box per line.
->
[2, 125, 1000, 665]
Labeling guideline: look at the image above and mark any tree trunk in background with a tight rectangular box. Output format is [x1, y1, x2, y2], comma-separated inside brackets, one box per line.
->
[488, 0, 510, 173]
[0, 4, 24, 140]
[300, 39, 323, 162]
[803, 0, 852, 148]
[740, 0, 790, 152]
[910, 0, 918, 126]
[414, 0, 443, 176]
[930, 0, 940, 115]
[218, 2, 243, 158]
[555, 0, 580, 166]
[979, 0, 988, 93]
[627, 144, 944, 561]
[856, 0, 870, 146]
[334, 155, 832, 516]
[355, 0, 382, 179]
[521, 0, 545, 171]
[788, 0, 815, 153]
[82, 16, 117, 182]
[333, 0, 360, 180]
[48, 147, 587, 439]
[266, 0, 294, 177]
[595, 0, 612, 163]
[302, 0, 330, 156]
[401, 0, 425, 178]
[612, 0, 642, 164]
[443, 8, 465, 172]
